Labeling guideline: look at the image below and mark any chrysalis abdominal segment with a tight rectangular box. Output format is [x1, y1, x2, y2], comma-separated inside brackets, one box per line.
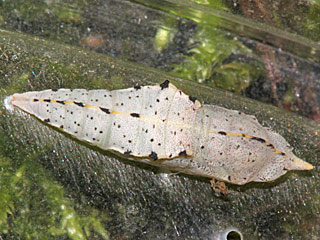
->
[6, 81, 313, 185]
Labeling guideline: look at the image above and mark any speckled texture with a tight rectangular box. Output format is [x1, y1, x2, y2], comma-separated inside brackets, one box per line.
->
[6, 81, 313, 185]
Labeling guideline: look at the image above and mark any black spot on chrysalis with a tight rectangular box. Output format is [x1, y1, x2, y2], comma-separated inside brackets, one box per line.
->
[178, 150, 187, 156]
[51, 88, 58, 92]
[74, 101, 84, 107]
[149, 151, 158, 160]
[130, 113, 140, 118]
[44, 118, 50, 123]
[266, 143, 274, 148]
[124, 150, 132, 155]
[56, 100, 65, 105]
[134, 85, 141, 90]
[43, 99, 51, 102]
[100, 107, 110, 114]
[33, 98, 39, 102]
[189, 96, 197, 103]
[218, 131, 227, 135]
[251, 137, 266, 143]
[160, 80, 170, 90]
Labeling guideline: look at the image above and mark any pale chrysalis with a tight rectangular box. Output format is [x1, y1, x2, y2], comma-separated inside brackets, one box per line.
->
[5, 81, 313, 187]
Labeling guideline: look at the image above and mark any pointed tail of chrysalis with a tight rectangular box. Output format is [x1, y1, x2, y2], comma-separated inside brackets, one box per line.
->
[286, 156, 314, 171]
